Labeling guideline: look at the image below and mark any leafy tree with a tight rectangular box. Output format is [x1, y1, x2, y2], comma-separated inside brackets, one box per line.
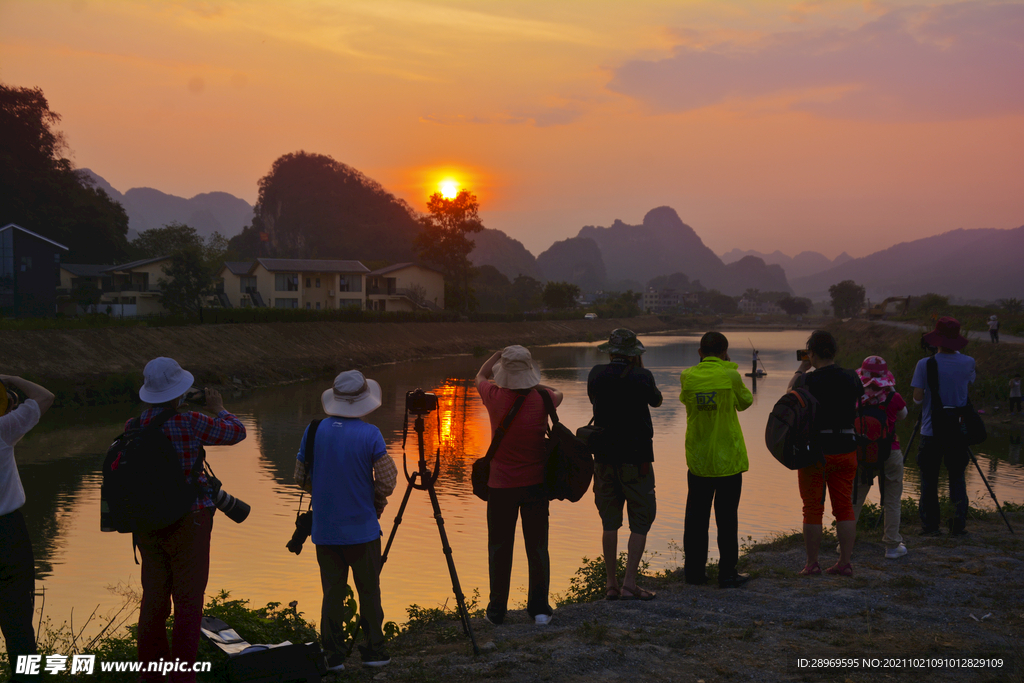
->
[510, 274, 543, 312]
[542, 281, 581, 310]
[595, 290, 642, 318]
[231, 151, 419, 261]
[998, 298, 1022, 314]
[131, 222, 206, 259]
[913, 293, 949, 313]
[699, 289, 738, 314]
[0, 83, 130, 263]
[472, 265, 512, 313]
[778, 296, 811, 315]
[71, 281, 102, 314]
[136, 223, 226, 315]
[743, 288, 761, 302]
[415, 190, 484, 314]
[828, 280, 866, 318]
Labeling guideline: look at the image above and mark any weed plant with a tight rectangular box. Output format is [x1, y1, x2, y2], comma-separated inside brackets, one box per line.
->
[555, 552, 651, 606]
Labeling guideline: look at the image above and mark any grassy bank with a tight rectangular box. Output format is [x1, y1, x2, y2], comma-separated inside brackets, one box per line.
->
[2, 316, 680, 407]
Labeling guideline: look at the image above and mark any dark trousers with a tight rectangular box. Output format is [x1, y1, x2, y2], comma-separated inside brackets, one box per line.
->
[136, 508, 213, 683]
[1, 509, 37, 682]
[316, 538, 384, 660]
[918, 436, 969, 532]
[684, 471, 742, 582]
[486, 485, 551, 621]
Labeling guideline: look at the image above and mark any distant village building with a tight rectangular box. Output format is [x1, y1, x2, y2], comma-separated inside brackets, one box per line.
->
[217, 259, 370, 310]
[643, 288, 698, 313]
[98, 256, 175, 317]
[0, 223, 68, 318]
[366, 263, 444, 312]
[738, 298, 784, 315]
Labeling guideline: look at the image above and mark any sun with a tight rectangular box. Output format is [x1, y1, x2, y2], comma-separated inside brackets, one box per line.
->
[439, 179, 459, 199]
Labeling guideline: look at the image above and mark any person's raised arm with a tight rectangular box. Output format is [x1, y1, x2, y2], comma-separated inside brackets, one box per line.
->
[536, 384, 563, 407]
[0, 375, 54, 416]
[476, 350, 503, 386]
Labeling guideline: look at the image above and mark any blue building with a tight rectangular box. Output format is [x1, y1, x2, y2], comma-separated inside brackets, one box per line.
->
[0, 223, 68, 318]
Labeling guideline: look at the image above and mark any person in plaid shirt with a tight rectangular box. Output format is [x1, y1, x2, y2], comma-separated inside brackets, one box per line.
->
[131, 357, 246, 683]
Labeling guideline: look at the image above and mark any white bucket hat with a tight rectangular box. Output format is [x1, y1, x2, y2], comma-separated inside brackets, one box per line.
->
[139, 357, 195, 404]
[493, 345, 541, 390]
[322, 370, 382, 418]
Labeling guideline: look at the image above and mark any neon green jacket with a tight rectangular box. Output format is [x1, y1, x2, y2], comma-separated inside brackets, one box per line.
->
[679, 356, 753, 477]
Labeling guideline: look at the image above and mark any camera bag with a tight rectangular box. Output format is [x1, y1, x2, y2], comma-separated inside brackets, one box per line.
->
[101, 408, 204, 533]
[539, 390, 594, 503]
[200, 616, 326, 683]
[472, 391, 529, 501]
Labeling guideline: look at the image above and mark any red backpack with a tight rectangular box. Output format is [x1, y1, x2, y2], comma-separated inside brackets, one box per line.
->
[854, 394, 895, 470]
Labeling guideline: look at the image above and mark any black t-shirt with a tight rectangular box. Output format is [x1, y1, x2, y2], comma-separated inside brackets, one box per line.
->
[587, 361, 663, 464]
[796, 364, 862, 455]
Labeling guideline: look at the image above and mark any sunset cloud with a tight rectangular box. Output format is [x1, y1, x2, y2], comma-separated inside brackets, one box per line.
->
[609, 1, 1024, 120]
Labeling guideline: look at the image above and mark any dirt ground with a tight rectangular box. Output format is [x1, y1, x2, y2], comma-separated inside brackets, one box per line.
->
[344, 513, 1024, 683]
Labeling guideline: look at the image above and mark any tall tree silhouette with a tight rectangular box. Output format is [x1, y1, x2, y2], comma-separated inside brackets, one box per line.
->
[415, 190, 483, 314]
[0, 83, 129, 263]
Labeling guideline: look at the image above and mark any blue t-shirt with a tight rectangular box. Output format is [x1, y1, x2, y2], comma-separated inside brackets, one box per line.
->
[911, 353, 976, 436]
[297, 417, 387, 545]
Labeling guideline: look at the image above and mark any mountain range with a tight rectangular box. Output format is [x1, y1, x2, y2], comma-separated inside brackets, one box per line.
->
[83, 169, 1020, 302]
[721, 248, 854, 282]
[79, 169, 252, 241]
[789, 227, 1024, 302]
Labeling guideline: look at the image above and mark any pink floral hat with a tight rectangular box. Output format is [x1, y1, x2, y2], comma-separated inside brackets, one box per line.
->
[856, 355, 896, 405]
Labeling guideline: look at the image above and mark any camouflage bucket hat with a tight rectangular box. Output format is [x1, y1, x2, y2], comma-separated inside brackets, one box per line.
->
[597, 328, 646, 356]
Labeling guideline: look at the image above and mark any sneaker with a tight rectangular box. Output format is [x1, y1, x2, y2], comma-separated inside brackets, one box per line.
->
[324, 655, 345, 673]
[534, 613, 553, 626]
[358, 645, 391, 667]
[885, 543, 908, 559]
[718, 572, 751, 589]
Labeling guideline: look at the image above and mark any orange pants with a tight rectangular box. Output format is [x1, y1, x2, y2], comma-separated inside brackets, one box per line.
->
[798, 451, 857, 525]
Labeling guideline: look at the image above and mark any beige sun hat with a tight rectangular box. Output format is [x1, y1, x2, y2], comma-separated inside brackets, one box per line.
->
[321, 370, 382, 418]
[139, 357, 195, 404]
[493, 345, 542, 390]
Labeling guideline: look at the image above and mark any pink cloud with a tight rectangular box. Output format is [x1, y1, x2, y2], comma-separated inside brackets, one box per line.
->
[608, 2, 1024, 120]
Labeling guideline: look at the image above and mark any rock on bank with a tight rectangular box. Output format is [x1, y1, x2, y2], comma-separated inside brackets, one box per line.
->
[3, 317, 673, 390]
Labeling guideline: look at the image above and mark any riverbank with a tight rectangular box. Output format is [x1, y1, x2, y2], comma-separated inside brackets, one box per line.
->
[369, 510, 1024, 683]
[1, 316, 682, 405]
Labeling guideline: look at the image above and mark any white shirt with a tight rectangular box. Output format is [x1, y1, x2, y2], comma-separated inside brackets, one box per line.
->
[0, 399, 41, 516]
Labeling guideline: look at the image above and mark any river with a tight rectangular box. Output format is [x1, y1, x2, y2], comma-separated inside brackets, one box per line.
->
[13, 330, 1024, 641]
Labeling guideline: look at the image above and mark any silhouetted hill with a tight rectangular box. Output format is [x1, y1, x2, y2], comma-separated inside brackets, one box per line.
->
[536, 236, 607, 291]
[79, 169, 251, 239]
[790, 227, 1024, 301]
[721, 248, 853, 281]
[470, 228, 541, 280]
[576, 207, 791, 295]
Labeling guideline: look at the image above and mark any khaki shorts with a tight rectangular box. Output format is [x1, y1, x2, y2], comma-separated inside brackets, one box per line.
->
[593, 462, 657, 534]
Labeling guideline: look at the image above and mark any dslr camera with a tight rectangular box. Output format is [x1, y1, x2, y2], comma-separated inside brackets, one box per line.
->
[204, 465, 251, 524]
[406, 388, 438, 415]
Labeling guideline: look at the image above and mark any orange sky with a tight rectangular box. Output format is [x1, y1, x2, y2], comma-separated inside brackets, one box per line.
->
[2, 0, 1022, 258]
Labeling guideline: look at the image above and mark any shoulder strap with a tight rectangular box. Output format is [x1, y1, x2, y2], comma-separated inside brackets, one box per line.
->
[481, 391, 530, 463]
[301, 418, 323, 487]
[538, 388, 559, 425]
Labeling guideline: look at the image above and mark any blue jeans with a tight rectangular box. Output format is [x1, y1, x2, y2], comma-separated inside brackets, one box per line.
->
[917, 436, 969, 532]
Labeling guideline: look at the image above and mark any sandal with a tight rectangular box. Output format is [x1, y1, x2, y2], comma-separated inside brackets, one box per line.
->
[619, 586, 656, 601]
[799, 562, 822, 576]
[825, 562, 853, 577]
[605, 586, 620, 601]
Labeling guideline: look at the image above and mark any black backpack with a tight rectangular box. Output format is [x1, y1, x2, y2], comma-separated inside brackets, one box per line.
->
[101, 409, 204, 533]
[539, 390, 594, 503]
[765, 387, 822, 470]
[854, 393, 896, 470]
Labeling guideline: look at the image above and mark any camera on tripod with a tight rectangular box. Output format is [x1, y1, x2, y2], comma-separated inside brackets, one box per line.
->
[406, 389, 438, 415]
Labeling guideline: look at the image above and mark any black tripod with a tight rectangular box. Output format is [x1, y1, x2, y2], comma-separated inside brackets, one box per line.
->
[381, 395, 479, 655]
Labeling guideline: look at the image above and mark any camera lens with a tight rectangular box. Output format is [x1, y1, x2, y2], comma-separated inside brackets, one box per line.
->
[214, 488, 251, 524]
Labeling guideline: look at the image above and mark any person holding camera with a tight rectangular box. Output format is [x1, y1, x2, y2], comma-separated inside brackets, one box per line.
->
[679, 332, 753, 589]
[787, 331, 862, 577]
[1, 375, 53, 683]
[132, 358, 246, 683]
[476, 346, 561, 625]
[588, 329, 663, 601]
[294, 370, 396, 670]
